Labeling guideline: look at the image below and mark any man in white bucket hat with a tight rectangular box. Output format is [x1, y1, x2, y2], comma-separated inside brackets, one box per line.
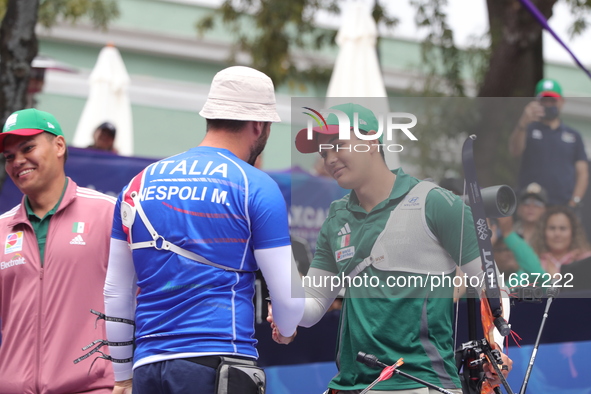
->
[103, 66, 303, 394]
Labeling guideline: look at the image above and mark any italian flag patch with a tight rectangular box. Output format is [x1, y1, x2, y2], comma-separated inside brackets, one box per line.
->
[72, 222, 86, 233]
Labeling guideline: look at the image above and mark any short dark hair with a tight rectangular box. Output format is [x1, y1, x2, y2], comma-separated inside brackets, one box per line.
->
[44, 132, 68, 164]
[96, 122, 116, 137]
[206, 119, 248, 133]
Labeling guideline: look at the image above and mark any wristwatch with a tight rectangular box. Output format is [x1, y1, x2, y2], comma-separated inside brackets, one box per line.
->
[573, 196, 582, 204]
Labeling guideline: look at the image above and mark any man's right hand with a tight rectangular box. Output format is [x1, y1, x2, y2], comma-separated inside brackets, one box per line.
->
[113, 379, 133, 394]
[267, 303, 297, 345]
[519, 101, 545, 127]
[510, 100, 545, 157]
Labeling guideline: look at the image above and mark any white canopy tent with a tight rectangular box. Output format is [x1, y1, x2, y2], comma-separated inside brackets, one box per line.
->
[326, 3, 398, 169]
[72, 44, 133, 156]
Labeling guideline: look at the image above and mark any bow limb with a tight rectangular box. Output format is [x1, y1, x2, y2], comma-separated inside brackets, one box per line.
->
[461, 135, 513, 394]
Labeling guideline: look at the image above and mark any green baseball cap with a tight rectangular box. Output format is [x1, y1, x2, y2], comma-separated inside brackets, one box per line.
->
[1, 108, 64, 148]
[296, 103, 380, 153]
[535, 78, 562, 98]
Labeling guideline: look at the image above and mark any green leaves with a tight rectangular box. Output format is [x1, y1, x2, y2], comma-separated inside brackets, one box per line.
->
[564, 0, 591, 37]
[196, 0, 395, 89]
[36, 0, 119, 29]
[412, 0, 468, 97]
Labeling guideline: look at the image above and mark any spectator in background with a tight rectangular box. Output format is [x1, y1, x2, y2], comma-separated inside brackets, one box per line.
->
[0, 109, 115, 393]
[514, 182, 547, 245]
[88, 121, 117, 153]
[490, 216, 545, 283]
[509, 78, 588, 208]
[531, 205, 591, 276]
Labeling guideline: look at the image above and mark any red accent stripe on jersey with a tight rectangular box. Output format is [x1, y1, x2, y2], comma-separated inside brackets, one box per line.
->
[161, 202, 246, 220]
[122, 170, 146, 240]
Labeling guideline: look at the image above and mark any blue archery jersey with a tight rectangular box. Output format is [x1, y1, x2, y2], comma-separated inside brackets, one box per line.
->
[111, 147, 290, 363]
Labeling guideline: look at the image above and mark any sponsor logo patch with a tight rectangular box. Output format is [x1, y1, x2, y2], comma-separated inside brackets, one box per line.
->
[1, 253, 27, 270]
[337, 223, 351, 236]
[335, 246, 355, 262]
[5, 231, 23, 254]
[70, 234, 86, 245]
[561, 131, 576, 143]
[401, 196, 421, 208]
[5, 114, 17, 129]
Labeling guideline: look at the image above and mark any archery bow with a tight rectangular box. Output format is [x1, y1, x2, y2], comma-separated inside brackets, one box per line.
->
[461, 135, 514, 394]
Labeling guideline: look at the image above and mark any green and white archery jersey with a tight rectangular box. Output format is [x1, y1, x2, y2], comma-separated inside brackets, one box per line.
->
[310, 168, 480, 391]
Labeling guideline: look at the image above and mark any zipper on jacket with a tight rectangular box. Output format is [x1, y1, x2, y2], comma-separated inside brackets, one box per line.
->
[35, 267, 44, 393]
[36, 210, 58, 392]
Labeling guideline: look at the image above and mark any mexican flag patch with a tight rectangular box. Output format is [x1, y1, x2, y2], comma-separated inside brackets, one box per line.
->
[72, 222, 86, 233]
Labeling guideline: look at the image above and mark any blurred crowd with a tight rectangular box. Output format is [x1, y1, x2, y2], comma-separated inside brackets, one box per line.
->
[436, 78, 591, 291]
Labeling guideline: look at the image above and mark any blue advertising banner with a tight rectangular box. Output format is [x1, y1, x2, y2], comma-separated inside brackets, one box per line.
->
[0, 149, 346, 256]
[0, 147, 159, 211]
[263, 340, 591, 394]
[266, 166, 347, 252]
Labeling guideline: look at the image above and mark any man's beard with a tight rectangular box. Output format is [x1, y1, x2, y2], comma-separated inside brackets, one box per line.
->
[247, 124, 270, 165]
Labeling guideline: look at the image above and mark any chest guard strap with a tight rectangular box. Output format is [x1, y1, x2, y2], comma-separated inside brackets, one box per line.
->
[125, 178, 251, 273]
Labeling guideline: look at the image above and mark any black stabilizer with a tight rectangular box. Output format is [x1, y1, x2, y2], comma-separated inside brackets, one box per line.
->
[494, 316, 512, 337]
[519, 286, 560, 394]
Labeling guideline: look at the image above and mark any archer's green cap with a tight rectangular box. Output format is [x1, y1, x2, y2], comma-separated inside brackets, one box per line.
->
[1, 108, 64, 148]
[295, 103, 381, 153]
[535, 78, 562, 98]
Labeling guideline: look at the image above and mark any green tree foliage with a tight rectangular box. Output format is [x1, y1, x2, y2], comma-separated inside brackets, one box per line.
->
[198, 0, 590, 186]
[0, 0, 119, 117]
[0, 0, 119, 192]
[197, 0, 397, 89]
[564, 0, 591, 36]
[0, 0, 119, 29]
[412, 0, 466, 97]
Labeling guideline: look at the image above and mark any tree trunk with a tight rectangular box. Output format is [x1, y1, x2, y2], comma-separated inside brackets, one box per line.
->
[473, 0, 556, 186]
[0, 0, 40, 193]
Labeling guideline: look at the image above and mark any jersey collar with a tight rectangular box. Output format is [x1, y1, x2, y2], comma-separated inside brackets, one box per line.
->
[347, 168, 412, 213]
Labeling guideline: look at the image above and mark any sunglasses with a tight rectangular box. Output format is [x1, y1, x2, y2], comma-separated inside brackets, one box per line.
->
[521, 198, 545, 208]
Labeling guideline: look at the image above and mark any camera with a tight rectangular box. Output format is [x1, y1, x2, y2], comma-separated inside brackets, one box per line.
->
[462, 185, 516, 218]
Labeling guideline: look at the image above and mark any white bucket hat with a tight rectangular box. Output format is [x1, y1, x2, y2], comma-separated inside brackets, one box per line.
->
[199, 66, 281, 122]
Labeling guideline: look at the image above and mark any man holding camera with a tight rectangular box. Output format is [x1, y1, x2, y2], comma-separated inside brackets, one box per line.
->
[509, 78, 588, 208]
